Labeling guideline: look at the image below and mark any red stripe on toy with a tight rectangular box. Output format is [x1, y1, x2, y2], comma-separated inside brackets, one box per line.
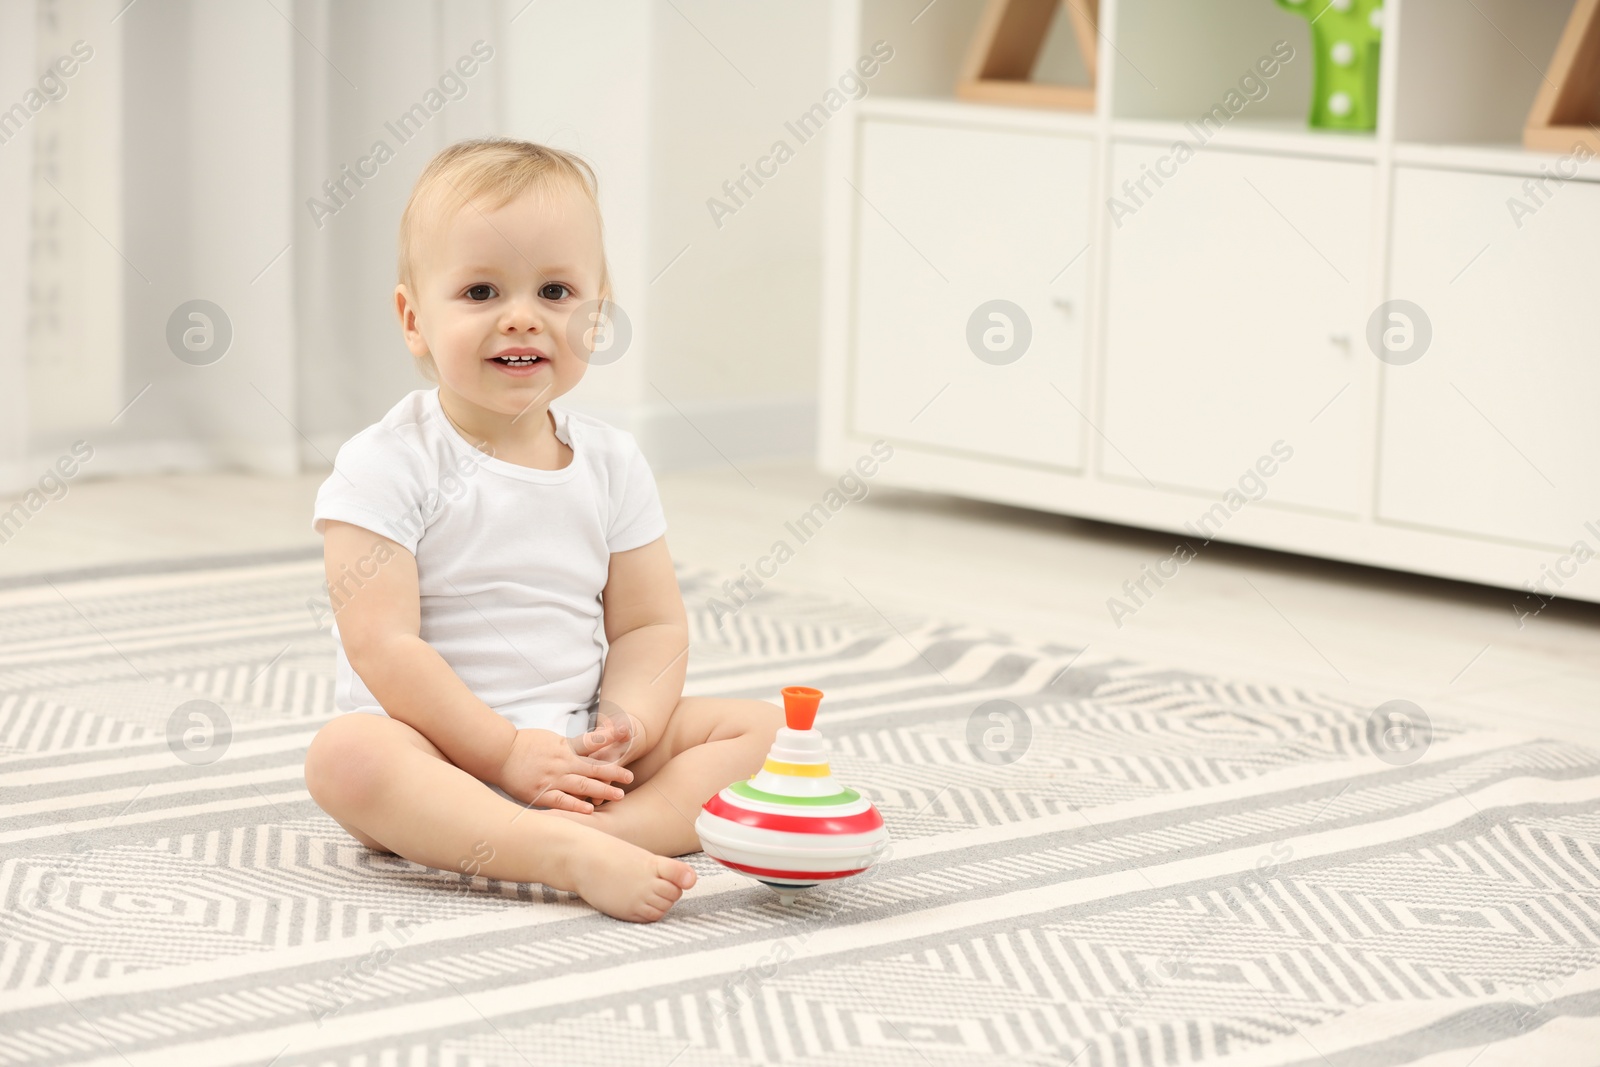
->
[717, 858, 864, 881]
[703, 793, 884, 834]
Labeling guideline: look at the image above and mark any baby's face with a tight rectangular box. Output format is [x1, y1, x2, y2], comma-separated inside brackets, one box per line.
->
[398, 182, 606, 419]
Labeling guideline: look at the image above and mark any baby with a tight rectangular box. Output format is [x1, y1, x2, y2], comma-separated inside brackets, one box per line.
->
[304, 137, 783, 923]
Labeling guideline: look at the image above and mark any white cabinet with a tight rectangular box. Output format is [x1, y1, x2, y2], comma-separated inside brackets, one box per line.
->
[1099, 141, 1373, 516]
[849, 117, 1094, 470]
[817, 0, 1600, 603]
[1379, 165, 1600, 549]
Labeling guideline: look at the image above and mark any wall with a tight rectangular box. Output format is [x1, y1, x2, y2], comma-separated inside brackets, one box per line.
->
[504, 0, 833, 470]
[0, 0, 833, 493]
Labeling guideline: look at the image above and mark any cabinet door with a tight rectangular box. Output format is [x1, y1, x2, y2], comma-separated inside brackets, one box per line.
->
[1100, 142, 1373, 515]
[1379, 166, 1600, 549]
[849, 118, 1093, 469]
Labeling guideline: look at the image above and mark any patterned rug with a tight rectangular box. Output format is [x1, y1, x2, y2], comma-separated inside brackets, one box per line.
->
[2, 550, 1599, 1066]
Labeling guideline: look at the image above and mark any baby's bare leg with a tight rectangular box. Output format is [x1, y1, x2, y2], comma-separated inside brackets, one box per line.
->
[304, 713, 696, 922]
[547, 697, 783, 856]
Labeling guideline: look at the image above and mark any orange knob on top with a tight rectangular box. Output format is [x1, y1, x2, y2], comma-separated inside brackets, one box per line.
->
[780, 686, 823, 730]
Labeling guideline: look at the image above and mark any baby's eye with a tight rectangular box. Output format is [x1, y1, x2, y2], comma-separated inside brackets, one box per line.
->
[466, 284, 496, 301]
[540, 282, 571, 301]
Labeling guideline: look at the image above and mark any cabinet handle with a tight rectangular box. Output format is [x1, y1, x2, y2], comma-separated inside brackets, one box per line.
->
[1328, 331, 1351, 351]
[1053, 297, 1074, 315]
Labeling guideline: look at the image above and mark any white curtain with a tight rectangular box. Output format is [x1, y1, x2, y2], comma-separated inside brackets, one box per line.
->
[0, 0, 505, 495]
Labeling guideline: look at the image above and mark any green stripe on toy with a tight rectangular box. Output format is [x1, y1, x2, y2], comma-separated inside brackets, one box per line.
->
[729, 779, 860, 807]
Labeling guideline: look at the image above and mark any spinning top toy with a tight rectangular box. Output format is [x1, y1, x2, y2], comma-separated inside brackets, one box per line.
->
[695, 686, 890, 905]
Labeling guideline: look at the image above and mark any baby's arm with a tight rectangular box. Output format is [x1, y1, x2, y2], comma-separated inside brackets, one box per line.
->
[596, 535, 690, 759]
[321, 519, 516, 782]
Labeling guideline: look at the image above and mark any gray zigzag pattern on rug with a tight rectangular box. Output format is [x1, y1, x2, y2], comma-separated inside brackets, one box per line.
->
[1, 557, 1598, 1066]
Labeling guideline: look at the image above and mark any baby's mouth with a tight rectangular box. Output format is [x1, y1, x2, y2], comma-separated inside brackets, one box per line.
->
[489, 352, 547, 367]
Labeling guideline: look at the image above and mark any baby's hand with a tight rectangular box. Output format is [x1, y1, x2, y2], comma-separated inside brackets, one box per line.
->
[577, 703, 646, 766]
[491, 728, 634, 813]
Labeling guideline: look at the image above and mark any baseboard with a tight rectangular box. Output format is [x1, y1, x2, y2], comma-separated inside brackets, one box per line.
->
[355, 393, 820, 475]
[1, 438, 301, 496]
[0, 396, 819, 494]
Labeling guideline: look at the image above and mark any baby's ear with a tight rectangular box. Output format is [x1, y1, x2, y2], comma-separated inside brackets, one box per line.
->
[394, 285, 430, 357]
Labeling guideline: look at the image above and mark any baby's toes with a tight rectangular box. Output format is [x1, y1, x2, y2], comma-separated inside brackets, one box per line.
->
[651, 876, 685, 908]
[656, 856, 696, 890]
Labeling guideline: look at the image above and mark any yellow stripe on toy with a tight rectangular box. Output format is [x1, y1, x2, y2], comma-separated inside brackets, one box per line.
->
[762, 758, 833, 777]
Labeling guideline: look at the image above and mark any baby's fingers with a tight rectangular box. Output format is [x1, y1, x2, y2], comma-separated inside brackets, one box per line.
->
[576, 757, 633, 788]
[559, 771, 628, 805]
[533, 788, 596, 813]
[574, 712, 639, 761]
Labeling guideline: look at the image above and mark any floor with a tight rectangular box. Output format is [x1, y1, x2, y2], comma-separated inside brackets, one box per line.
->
[18, 498, 1600, 1065]
[3, 458, 1596, 749]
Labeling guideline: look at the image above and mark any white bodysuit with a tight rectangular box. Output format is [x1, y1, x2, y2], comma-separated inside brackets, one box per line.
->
[310, 386, 668, 741]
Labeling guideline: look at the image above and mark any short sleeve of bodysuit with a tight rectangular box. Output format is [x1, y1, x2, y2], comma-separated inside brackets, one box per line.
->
[311, 425, 432, 555]
[604, 433, 668, 553]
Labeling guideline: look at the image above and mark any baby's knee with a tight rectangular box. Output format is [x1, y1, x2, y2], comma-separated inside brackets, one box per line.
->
[305, 714, 393, 812]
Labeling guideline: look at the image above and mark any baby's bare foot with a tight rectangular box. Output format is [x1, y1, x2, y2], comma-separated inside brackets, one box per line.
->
[568, 830, 697, 923]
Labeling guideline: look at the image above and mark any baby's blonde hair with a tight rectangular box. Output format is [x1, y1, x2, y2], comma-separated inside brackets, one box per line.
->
[397, 137, 612, 382]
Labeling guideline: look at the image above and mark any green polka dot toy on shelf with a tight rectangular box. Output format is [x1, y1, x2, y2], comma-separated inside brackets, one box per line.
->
[1276, 0, 1383, 131]
[694, 686, 891, 906]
